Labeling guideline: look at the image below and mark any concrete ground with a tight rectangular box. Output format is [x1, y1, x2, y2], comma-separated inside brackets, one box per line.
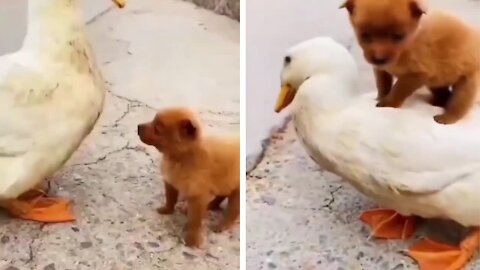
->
[246, 0, 480, 269]
[0, 0, 239, 269]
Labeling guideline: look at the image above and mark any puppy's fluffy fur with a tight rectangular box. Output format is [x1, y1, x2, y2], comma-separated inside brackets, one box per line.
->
[138, 108, 240, 248]
[342, 0, 480, 124]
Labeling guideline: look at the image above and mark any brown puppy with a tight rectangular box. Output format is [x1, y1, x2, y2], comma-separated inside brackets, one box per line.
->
[341, 0, 480, 124]
[137, 108, 240, 248]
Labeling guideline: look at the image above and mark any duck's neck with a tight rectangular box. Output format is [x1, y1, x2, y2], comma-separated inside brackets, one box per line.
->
[22, 0, 86, 54]
[291, 75, 357, 173]
[294, 74, 356, 115]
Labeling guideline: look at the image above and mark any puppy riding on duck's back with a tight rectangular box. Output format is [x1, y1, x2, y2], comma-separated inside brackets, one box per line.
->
[341, 0, 480, 124]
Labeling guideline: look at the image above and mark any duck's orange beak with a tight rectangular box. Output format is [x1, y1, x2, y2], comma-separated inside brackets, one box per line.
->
[274, 85, 296, 113]
[112, 0, 126, 8]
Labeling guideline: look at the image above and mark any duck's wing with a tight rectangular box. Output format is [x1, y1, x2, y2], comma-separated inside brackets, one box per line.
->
[337, 100, 480, 195]
[0, 117, 36, 157]
[0, 63, 59, 157]
[376, 129, 480, 195]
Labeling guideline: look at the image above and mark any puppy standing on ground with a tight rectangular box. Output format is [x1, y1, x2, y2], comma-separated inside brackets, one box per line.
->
[341, 0, 480, 124]
[137, 108, 240, 248]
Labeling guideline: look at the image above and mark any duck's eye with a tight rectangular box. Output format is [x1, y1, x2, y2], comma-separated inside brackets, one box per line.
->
[391, 33, 405, 43]
[284, 56, 291, 65]
[360, 32, 373, 43]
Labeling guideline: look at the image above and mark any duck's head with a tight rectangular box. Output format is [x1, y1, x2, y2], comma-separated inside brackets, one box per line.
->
[275, 37, 358, 113]
[112, 0, 126, 8]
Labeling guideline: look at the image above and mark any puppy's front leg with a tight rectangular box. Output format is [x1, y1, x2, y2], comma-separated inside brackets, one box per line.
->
[377, 74, 424, 108]
[213, 188, 240, 233]
[434, 74, 479, 125]
[184, 195, 211, 248]
[157, 182, 178, 215]
[374, 69, 393, 100]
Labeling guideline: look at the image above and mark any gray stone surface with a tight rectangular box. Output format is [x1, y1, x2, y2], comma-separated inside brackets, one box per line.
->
[184, 0, 239, 21]
[247, 0, 480, 269]
[0, 0, 239, 269]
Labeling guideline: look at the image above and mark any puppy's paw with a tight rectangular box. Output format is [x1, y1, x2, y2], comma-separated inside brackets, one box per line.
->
[157, 206, 175, 215]
[185, 230, 203, 248]
[376, 99, 390, 107]
[433, 114, 458, 125]
[377, 99, 395, 108]
[376, 98, 401, 108]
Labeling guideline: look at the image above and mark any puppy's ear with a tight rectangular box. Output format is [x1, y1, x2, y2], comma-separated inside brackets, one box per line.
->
[179, 119, 197, 139]
[409, 0, 426, 19]
[339, 0, 354, 14]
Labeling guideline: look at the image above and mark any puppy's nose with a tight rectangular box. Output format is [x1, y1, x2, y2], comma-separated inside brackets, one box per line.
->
[371, 57, 389, 65]
[137, 124, 144, 135]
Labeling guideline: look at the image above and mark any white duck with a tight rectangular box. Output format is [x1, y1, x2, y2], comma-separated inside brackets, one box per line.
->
[274, 37, 480, 270]
[0, 0, 125, 223]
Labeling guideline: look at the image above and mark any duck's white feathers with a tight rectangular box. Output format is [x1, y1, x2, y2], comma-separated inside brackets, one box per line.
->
[292, 69, 480, 227]
[0, 2, 105, 198]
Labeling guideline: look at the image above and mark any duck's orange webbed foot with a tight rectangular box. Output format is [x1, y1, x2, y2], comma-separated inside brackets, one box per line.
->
[2, 189, 74, 223]
[360, 208, 417, 239]
[408, 229, 480, 270]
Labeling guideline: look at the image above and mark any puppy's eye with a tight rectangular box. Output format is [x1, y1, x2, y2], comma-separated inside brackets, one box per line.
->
[360, 33, 373, 43]
[284, 56, 291, 65]
[391, 33, 405, 43]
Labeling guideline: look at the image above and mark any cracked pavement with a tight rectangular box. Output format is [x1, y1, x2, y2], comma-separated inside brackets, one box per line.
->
[0, 0, 239, 269]
[246, 0, 480, 269]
